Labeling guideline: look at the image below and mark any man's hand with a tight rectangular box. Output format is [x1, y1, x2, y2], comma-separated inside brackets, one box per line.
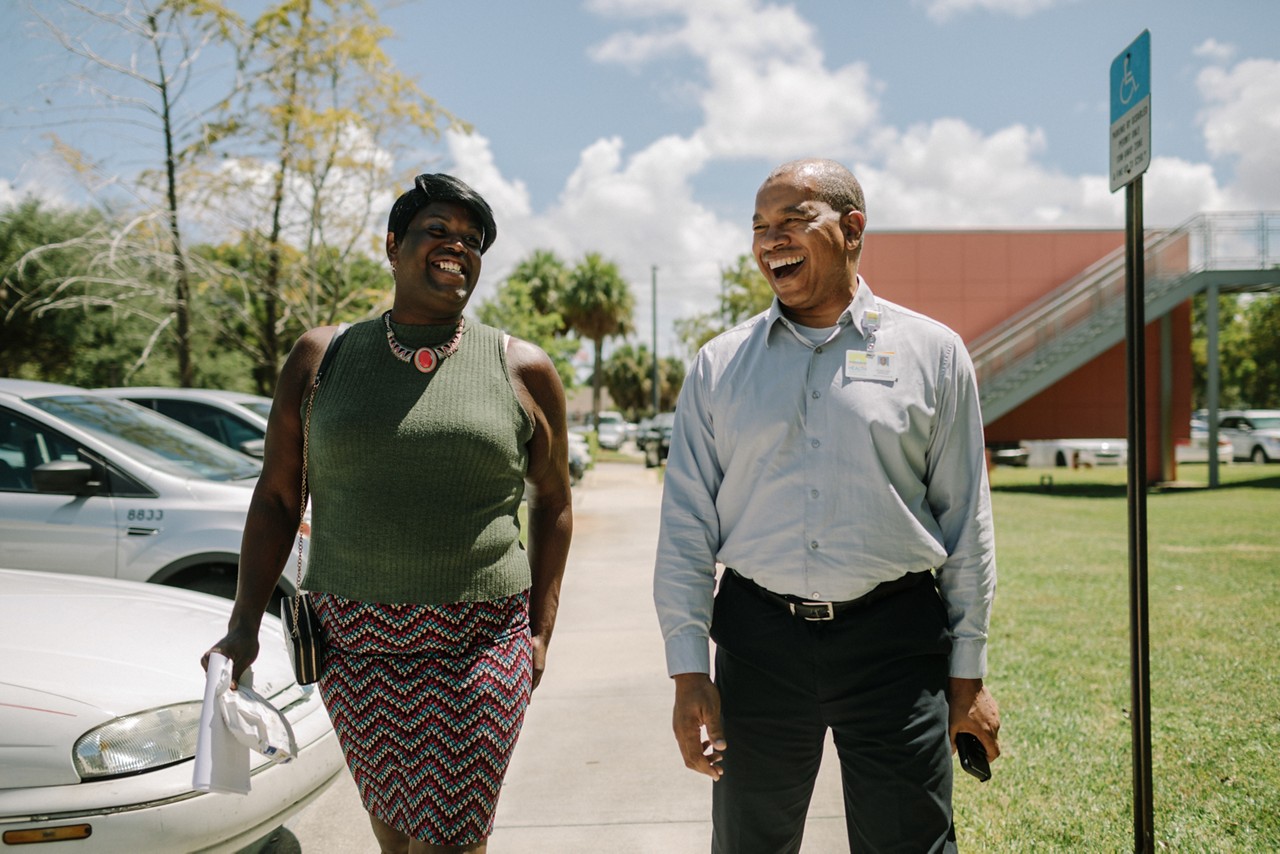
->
[672, 672, 726, 780]
[948, 677, 1001, 762]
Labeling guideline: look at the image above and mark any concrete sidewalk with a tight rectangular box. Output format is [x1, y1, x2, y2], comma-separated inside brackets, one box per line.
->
[280, 461, 848, 853]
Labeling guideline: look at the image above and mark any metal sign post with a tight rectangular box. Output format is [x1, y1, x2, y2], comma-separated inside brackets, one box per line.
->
[1111, 29, 1154, 854]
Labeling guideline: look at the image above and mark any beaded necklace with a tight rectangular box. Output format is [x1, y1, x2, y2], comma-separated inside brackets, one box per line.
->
[382, 310, 466, 374]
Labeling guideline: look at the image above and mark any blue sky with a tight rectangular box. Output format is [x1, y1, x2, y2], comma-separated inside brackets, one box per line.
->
[3, 0, 1279, 354]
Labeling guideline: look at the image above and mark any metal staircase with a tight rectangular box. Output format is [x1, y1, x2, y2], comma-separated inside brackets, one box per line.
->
[972, 212, 1280, 423]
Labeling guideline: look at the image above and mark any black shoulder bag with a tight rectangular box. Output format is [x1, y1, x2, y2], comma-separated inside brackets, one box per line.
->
[281, 323, 348, 685]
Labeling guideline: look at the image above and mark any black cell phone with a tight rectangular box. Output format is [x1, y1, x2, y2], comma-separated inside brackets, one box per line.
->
[956, 732, 992, 782]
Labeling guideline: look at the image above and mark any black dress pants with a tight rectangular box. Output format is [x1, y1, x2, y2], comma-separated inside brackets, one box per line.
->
[709, 570, 957, 854]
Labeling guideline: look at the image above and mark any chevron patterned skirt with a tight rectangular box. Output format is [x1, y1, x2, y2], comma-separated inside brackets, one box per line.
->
[313, 590, 532, 845]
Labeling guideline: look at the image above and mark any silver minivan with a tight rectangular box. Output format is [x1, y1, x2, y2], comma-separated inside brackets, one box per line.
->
[0, 379, 302, 605]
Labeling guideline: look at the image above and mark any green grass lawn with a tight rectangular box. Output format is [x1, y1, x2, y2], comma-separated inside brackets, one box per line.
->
[954, 463, 1280, 851]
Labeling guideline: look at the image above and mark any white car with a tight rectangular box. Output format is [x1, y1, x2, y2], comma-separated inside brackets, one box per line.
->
[0, 569, 343, 853]
[95, 388, 273, 459]
[567, 432, 591, 484]
[0, 379, 303, 604]
[593, 411, 630, 451]
[1175, 420, 1233, 465]
[1217, 410, 1280, 464]
[1021, 438, 1128, 468]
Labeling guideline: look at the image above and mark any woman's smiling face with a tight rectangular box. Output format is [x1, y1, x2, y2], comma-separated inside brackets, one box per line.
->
[389, 201, 485, 318]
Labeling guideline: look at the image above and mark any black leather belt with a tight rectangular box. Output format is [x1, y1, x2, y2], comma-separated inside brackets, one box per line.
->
[727, 568, 934, 621]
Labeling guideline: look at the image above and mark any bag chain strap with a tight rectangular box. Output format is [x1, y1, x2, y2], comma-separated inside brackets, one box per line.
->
[289, 374, 320, 639]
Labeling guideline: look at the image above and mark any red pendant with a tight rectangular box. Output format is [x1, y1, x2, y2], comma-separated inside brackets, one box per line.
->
[413, 348, 438, 373]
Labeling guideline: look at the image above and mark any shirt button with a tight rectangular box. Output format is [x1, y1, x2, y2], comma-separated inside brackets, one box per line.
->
[815, 347, 823, 354]
[811, 439, 821, 448]
[810, 489, 819, 499]
[810, 541, 819, 550]
[811, 390, 820, 399]
[812, 591, 822, 599]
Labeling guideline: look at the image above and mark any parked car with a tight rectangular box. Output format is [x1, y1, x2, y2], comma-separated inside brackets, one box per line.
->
[0, 568, 344, 853]
[1217, 410, 1280, 464]
[567, 432, 591, 485]
[1175, 419, 1233, 465]
[1021, 438, 1128, 468]
[594, 411, 631, 451]
[988, 443, 1029, 467]
[637, 412, 676, 468]
[96, 387, 273, 458]
[0, 378, 302, 605]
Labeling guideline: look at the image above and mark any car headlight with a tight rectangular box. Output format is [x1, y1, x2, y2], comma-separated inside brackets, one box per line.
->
[73, 702, 203, 779]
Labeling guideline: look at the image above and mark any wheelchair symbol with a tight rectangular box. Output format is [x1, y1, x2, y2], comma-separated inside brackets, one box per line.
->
[1119, 54, 1139, 105]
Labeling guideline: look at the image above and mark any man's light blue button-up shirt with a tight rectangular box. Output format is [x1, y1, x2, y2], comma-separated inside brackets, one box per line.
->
[654, 278, 996, 679]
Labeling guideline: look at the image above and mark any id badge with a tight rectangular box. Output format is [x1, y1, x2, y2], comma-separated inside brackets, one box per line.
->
[846, 350, 897, 382]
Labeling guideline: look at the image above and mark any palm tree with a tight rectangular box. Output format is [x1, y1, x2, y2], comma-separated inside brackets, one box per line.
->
[509, 249, 571, 320]
[560, 253, 635, 427]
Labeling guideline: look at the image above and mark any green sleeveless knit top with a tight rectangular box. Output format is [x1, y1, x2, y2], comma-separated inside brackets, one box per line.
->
[301, 316, 534, 604]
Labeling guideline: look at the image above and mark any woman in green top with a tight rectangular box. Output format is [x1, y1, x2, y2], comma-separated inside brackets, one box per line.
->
[206, 174, 574, 854]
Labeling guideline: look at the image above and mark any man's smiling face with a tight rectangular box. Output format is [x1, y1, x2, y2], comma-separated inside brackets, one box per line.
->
[751, 168, 864, 326]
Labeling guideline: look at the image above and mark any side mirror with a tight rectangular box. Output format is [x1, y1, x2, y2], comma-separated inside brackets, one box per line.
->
[32, 460, 100, 496]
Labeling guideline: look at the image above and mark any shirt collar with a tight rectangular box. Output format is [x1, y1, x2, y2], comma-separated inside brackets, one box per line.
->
[849, 276, 880, 336]
[763, 275, 878, 346]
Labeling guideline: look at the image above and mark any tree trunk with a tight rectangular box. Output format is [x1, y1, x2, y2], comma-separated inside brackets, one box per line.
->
[150, 12, 193, 387]
[255, 0, 312, 394]
[592, 335, 604, 427]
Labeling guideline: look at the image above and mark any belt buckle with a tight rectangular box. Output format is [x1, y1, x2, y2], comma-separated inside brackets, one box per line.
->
[790, 600, 835, 621]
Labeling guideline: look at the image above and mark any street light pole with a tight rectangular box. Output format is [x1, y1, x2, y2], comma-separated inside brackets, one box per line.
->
[651, 264, 659, 416]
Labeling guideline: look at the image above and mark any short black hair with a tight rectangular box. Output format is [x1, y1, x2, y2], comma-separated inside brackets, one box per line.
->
[387, 173, 497, 253]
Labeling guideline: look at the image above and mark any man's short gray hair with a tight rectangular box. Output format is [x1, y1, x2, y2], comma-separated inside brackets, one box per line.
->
[767, 159, 866, 217]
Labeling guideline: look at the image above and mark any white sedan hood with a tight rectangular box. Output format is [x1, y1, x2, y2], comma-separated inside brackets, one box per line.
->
[0, 569, 295, 789]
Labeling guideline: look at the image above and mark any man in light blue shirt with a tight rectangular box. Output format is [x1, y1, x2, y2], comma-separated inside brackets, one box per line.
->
[654, 159, 1001, 853]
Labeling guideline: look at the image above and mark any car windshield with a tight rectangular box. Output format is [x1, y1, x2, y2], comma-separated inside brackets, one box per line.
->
[30, 395, 261, 481]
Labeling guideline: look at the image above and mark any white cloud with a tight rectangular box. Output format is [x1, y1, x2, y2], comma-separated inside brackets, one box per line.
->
[448, 129, 742, 353]
[916, 0, 1073, 24]
[450, 0, 1274, 353]
[446, 131, 534, 222]
[916, 0, 1075, 22]
[1196, 58, 1280, 209]
[856, 119, 1124, 227]
[1192, 38, 1236, 65]
[1, 151, 91, 211]
[1142, 157, 1229, 224]
[592, 0, 882, 160]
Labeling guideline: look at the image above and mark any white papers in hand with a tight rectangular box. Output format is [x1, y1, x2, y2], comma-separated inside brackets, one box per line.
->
[192, 652, 251, 794]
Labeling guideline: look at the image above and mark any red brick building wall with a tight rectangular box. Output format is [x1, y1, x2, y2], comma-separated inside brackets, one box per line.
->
[857, 230, 1193, 480]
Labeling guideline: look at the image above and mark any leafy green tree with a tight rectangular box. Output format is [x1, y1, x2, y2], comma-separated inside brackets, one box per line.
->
[1191, 292, 1280, 410]
[675, 254, 772, 356]
[508, 249, 571, 321]
[1237, 295, 1280, 407]
[204, 0, 463, 392]
[27, 0, 244, 386]
[601, 343, 684, 418]
[1, 199, 108, 380]
[559, 253, 635, 427]
[475, 262, 578, 390]
[191, 236, 387, 394]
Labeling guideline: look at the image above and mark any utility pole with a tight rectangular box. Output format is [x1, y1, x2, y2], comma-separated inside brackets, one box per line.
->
[651, 265, 660, 416]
